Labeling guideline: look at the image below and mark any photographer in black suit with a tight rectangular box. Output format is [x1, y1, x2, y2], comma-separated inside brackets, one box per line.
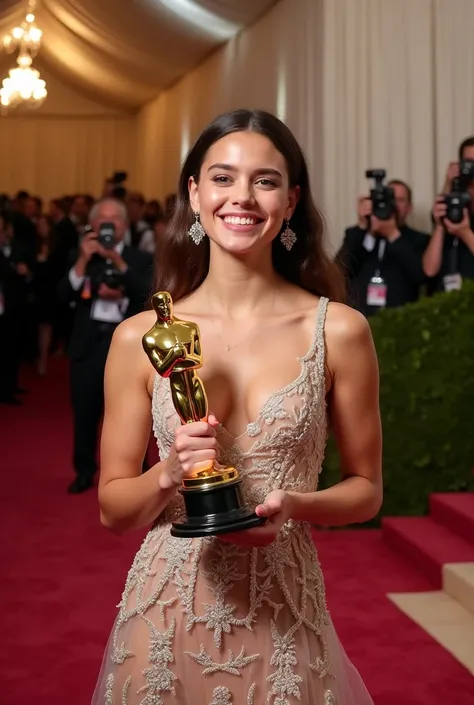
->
[58, 198, 153, 494]
[423, 137, 474, 290]
[338, 177, 429, 317]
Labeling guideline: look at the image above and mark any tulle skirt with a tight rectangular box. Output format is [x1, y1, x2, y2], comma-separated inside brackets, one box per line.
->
[91, 527, 374, 705]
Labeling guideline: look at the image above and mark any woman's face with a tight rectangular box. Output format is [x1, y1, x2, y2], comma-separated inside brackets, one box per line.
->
[189, 131, 298, 256]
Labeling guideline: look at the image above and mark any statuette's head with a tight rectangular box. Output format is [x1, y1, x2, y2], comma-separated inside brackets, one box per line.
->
[152, 291, 173, 321]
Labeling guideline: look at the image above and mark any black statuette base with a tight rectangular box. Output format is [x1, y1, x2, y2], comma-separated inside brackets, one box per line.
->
[170, 477, 265, 538]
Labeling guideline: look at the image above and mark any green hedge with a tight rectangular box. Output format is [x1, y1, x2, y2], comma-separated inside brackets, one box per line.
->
[320, 281, 474, 521]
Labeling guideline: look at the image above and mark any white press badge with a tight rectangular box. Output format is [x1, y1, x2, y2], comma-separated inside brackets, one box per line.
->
[443, 273, 462, 292]
[91, 299, 123, 323]
[366, 240, 387, 307]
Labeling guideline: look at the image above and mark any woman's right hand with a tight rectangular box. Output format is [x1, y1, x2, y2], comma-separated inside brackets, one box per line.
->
[159, 414, 220, 490]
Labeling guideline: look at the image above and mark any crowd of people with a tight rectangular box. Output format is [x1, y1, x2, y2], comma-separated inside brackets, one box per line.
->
[338, 136, 474, 315]
[1, 134, 473, 499]
[0, 181, 180, 491]
[0, 183, 176, 401]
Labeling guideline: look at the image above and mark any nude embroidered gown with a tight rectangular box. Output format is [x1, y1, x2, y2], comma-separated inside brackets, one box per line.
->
[92, 298, 374, 705]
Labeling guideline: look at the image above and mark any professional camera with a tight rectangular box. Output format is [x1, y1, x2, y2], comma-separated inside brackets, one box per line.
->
[443, 177, 471, 225]
[109, 170, 128, 185]
[365, 169, 396, 221]
[98, 221, 116, 250]
[97, 221, 123, 289]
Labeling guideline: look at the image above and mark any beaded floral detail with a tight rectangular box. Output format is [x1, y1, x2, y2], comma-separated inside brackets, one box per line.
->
[210, 687, 232, 705]
[94, 298, 347, 705]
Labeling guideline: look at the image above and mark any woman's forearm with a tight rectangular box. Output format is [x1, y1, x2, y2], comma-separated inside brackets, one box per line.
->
[99, 460, 177, 534]
[288, 475, 382, 527]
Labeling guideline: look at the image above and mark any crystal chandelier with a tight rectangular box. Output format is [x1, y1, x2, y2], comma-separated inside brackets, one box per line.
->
[0, 0, 47, 112]
[3, 0, 42, 56]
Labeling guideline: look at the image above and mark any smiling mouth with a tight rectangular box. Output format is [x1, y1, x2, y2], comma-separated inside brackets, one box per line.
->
[220, 215, 264, 226]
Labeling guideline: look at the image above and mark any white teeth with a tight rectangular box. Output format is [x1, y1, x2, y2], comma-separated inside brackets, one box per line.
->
[223, 216, 258, 226]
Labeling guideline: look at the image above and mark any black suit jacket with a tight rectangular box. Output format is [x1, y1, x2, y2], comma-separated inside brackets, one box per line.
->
[0, 238, 33, 315]
[50, 217, 79, 283]
[10, 213, 37, 268]
[431, 214, 474, 291]
[337, 224, 429, 316]
[57, 245, 153, 361]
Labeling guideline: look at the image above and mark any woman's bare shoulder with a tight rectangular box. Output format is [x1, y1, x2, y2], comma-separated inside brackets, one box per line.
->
[105, 311, 158, 392]
[112, 310, 157, 347]
[325, 303, 375, 368]
[108, 311, 157, 375]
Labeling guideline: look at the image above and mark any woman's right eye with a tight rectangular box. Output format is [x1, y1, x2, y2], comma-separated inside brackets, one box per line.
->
[212, 176, 232, 184]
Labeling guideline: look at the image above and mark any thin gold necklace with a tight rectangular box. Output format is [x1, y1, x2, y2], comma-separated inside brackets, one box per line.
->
[205, 290, 276, 352]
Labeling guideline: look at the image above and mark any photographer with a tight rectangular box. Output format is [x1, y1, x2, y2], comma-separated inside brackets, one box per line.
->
[58, 198, 153, 494]
[338, 178, 429, 317]
[422, 137, 474, 290]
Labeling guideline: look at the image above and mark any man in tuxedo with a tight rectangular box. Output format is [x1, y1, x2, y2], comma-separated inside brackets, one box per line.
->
[58, 198, 153, 494]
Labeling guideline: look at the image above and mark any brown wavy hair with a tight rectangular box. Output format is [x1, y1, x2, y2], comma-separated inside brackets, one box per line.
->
[155, 109, 345, 303]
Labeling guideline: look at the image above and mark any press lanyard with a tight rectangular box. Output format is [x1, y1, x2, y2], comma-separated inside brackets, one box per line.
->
[367, 239, 388, 308]
[373, 239, 386, 277]
[447, 237, 459, 275]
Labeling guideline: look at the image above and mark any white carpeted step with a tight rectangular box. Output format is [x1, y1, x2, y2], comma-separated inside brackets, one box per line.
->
[443, 563, 474, 616]
[388, 590, 474, 675]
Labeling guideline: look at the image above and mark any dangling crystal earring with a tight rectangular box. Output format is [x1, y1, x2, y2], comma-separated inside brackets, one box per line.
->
[188, 212, 206, 245]
[280, 219, 297, 251]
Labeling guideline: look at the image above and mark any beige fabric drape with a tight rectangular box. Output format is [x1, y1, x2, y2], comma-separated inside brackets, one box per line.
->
[136, 0, 324, 206]
[433, 0, 474, 187]
[322, 0, 474, 248]
[0, 0, 277, 110]
[322, 0, 437, 248]
[0, 116, 136, 202]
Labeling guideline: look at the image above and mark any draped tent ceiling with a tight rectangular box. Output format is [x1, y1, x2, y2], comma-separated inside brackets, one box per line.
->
[0, 0, 277, 111]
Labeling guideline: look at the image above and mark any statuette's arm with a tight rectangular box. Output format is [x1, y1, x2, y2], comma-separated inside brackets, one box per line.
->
[145, 342, 185, 377]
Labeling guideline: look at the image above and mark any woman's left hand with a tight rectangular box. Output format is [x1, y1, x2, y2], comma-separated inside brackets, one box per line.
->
[218, 490, 294, 547]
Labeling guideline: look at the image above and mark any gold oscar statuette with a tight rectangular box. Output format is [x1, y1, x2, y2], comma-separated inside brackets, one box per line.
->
[142, 291, 265, 538]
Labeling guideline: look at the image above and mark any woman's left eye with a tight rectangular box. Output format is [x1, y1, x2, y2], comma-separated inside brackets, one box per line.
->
[256, 178, 277, 187]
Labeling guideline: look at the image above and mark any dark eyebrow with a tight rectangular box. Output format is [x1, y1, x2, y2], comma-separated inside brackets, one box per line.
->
[207, 163, 283, 178]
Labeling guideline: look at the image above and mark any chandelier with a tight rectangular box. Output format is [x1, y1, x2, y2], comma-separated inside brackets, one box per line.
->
[0, 0, 47, 112]
[3, 0, 43, 56]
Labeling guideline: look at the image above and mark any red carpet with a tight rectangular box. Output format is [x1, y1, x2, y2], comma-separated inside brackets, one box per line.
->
[382, 493, 474, 588]
[1, 359, 473, 705]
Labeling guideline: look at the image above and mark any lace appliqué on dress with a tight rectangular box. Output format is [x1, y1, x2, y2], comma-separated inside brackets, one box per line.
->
[97, 298, 345, 705]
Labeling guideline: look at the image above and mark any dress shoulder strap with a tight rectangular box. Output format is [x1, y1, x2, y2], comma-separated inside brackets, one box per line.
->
[300, 297, 328, 383]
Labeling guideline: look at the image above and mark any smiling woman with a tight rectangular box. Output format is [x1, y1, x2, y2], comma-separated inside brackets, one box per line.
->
[92, 109, 382, 705]
[157, 109, 345, 303]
